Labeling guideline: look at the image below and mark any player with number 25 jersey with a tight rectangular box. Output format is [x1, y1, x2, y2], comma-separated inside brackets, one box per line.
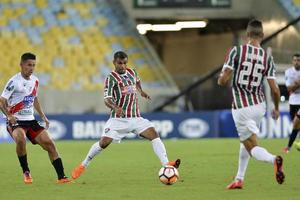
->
[218, 19, 284, 189]
[224, 44, 275, 109]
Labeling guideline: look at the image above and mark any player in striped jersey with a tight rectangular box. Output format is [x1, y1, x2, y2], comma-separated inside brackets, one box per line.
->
[72, 51, 180, 180]
[283, 54, 300, 153]
[218, 19, 284, 189]
[0, 53, 70, 184]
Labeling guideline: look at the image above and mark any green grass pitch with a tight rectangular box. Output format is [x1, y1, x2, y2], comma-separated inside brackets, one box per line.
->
[1, 139, 300, 200]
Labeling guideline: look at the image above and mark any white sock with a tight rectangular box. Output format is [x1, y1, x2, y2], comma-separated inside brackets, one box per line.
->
[250, 146, 276, 164]
[151, 138, 169, 165]
[235, 143, 250, 181]
[82, 142, 102, 167]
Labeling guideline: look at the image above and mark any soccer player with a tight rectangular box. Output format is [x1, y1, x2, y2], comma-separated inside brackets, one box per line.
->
[283, 54, 300, 153]
[0, 53, 70, 184]
[72, 51, 180, 180]
[218, 19, 285, 189]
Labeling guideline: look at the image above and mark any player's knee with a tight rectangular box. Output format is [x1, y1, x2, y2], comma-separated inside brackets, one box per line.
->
[146, 131, 159, 141]
[15, 137, 26, 147]
[100, 142, 108, 149]
[99, 139, 111, 149]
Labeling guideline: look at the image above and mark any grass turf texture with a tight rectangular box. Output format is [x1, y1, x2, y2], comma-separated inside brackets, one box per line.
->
[0, 139, 299, 200]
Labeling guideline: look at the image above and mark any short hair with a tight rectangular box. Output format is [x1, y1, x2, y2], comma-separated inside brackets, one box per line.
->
[114, 51, 128, 60]
[293, 53, 300, 58]
[246, 19, 263, 39]
[21, 52, 36, 62]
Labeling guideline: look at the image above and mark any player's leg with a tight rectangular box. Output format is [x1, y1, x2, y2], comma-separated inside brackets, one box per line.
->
[139, 127, 180, 168]
[243, 134, 285, 184]
[243, 134, 275, 163]
[226, 143, 249, 189]
[34, 130, 70, 183]
[83, 137, 113, 167]
[284, 112, 300, 153]
[11, 127, 32, 184]
[72, 137, 113, 180]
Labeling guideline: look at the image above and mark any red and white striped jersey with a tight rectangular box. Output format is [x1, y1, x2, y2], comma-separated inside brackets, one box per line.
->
[223, 44, 276, 109]
[104, 68, 141, 118]
[1, 73, 39, 120]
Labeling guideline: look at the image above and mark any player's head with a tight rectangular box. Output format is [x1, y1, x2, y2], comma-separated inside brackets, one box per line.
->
[113, 51, 128, 74]
[20, 52, 36, 78]
[293, 53, 300, 69]
[246, 19, 264, 40]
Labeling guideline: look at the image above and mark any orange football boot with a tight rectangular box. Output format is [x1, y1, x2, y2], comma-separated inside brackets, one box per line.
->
[57, 176, 72, 184]
[226, 179, 243, 189]
[23, 171, 33, 184]
[72, 164, 86, 180]
[167, 159, 181, 169]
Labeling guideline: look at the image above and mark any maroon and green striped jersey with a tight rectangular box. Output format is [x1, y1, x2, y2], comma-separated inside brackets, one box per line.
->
[104, 68, 141, 118]
[223, 44, 276, 109]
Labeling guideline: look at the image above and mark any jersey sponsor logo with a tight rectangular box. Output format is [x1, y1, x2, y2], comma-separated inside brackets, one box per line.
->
[23, 95, 35, 106]
[6, 80, 14, 91]
[121, 85, 136, 95]
[178, 118, 209, 138]
[18, 109, 33, 115]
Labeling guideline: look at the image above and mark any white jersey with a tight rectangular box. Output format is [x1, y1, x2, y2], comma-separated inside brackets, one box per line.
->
[1, 73, 39, 120]
[285, 67, 300, 105]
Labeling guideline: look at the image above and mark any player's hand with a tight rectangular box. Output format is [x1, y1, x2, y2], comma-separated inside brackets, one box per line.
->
[295, 80, 300, 86]
[271, 109, 280, 120]
[7, 115, 17, 126]
[114, 106, 125, 117]
[141, 91, 151, 100]
[42, 115, 50, 129]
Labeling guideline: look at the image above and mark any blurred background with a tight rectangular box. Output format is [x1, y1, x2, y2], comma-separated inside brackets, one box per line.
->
[1, 0, 300, 141]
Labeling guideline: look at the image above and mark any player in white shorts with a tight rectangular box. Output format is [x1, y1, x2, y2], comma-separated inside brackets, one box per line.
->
[283, 54, 300, 153]
[218, 19, 284, 189]
[0, 53, 70, 184]
[72, 51, 180, 180]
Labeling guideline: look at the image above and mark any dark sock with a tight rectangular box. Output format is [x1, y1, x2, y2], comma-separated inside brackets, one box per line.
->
[52, 158, 66, 180]
[288, 129, 299, 148]
[18, 154, 30, 173]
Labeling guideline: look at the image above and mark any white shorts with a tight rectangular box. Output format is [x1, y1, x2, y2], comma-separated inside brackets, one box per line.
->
[232, 103, 266, 141]
[102, 117, 154, 142]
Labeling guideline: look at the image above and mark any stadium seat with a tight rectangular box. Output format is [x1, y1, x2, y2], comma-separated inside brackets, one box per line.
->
[0, 0, 176, 91]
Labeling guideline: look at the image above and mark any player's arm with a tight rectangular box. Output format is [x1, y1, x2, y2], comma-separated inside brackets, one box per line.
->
[0, 96, 17, 124]
[266, 55, 280, 120]
[104, 97, 124, 117]
[104, 75, 124, 117]
[286, 80, 300, 93]
[34, 97, 49, 129]
[267, 79, 280, 120]
[218, 46, 236, 86]
[218, 68, 232, 86]
[136, 80, 151, 100]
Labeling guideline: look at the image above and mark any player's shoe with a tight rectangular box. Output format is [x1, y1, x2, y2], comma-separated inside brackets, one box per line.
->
[226, 179, 243, 189]
[282, 147, 290, 154]
[72, 164, 86, 179]
[23, 171, 33, 184]
[167, 159, 181, 169]
[274, 155, 285, 184]
[57, 176, 72, 184]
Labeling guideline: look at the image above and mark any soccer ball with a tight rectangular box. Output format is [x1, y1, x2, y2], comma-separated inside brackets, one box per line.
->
[158, 165, 179, 185]
[294, 141, 300, 151]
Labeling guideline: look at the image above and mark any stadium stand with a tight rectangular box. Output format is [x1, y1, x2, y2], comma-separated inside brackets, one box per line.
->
[0, 0, 177, 92]
[279, 0, 300, 18]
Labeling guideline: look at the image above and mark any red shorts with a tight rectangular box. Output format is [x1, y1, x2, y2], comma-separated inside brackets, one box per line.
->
[7, 120, 45, 144]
